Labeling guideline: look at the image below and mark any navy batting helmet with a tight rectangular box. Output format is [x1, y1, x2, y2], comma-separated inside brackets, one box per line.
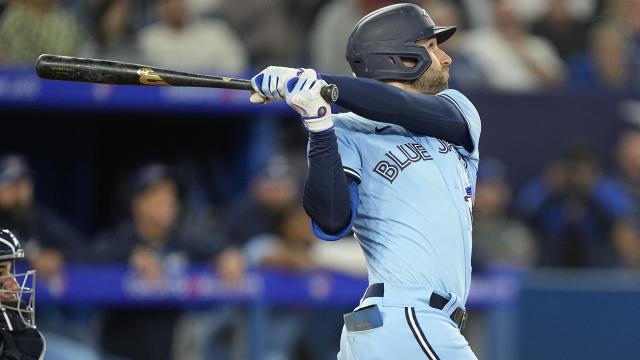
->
[346, 3, 456, 81]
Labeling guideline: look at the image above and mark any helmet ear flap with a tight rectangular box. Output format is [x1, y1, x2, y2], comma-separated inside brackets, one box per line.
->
[356, 49, 432, 81]
[399, 56, 420, 69]
[385, 55, 419, 68]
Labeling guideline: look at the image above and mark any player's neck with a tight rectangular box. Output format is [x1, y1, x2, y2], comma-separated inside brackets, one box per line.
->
[385, 80, 418, 93]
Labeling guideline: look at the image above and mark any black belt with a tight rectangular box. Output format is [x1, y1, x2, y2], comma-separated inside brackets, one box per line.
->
[363, 283, 468, 331]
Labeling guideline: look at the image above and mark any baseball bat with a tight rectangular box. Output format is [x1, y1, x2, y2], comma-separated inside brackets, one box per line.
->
[35, 54, 339, 103]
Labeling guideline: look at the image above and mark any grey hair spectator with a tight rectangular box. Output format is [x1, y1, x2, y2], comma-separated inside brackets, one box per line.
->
[458, 0, 565, 92]
[137, 0, 248, 72]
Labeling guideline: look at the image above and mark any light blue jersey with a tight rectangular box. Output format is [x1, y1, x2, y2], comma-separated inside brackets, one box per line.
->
[315, 89, 481, 304]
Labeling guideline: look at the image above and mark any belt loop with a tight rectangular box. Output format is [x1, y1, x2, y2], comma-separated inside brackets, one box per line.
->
[358, 288, 366, 306]
[441, 293, 462, 316]
[442, 293, 468, 331]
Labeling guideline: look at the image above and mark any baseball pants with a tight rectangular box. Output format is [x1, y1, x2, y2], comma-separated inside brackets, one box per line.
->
[337, 283, 477, 360]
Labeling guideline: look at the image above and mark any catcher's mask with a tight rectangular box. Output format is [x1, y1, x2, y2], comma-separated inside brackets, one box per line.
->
[0, 229, 36, 331]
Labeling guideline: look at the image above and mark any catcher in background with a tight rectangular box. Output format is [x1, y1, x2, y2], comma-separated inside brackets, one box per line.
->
[0, 229, 44, 360]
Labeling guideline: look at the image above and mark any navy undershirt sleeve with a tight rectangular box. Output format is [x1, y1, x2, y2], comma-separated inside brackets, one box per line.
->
[322, 74, 473, 152]
[303, 128, 353, 236]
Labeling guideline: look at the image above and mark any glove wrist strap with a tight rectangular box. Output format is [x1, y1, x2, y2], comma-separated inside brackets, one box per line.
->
[305, 115, 333, 132]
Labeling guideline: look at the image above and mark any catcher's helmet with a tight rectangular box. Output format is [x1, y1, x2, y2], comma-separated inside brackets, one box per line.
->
[0, 230, 36, 331]
[346, 3, 456, 81]
[0, 230, 24, 261]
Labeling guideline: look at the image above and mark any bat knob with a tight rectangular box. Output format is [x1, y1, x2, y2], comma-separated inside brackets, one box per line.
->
[321, 84, 339, 103]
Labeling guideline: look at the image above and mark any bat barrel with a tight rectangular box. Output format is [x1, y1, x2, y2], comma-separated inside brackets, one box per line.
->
[35, 54, 254, 90]
[37, 54, 141, 85]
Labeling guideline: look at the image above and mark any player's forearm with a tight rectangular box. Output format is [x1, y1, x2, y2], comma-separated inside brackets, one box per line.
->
[303, 129, 352, 235]
[322, 74, 472, 150]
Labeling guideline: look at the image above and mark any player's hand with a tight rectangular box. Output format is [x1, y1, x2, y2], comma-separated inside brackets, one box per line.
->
[250, 66, 317, 104]
[285, 76, 333, 132]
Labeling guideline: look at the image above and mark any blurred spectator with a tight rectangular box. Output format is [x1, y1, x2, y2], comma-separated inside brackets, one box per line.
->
[616, 129, 640, 226]
[568, 0, 640, 92]
[616, 129, 640, 202]
[311, 234, 367, 276]
[245, 205, 315, 272]
[244, 205, 317, 360]
[216, 156, 364, 360]
[453, 0, 600, 29]
[0, 155, 84, 280]
[309, 0, 396, 75]
[309, 0, 363, 76]
[472, 159, 537, 269]
[620, 0, 640, 93]
[567, 22, 639, 91]
[83, 0, 141, 62]
[183, 0, 220, 15]
[455, 0, 493, 28]
[137, 0, 247, 72]
[517, 143, 640, 267]
[531, 0, 591, 62]
[459, 0, 565, 92]
[92, 163, 212, 360]
[243, 204, 366, 360]
[0, 0, 82, 65]
[607, 0, 640, 39]
[429, 0, 488, 90]
[220, 0, 322, 68]
[218, 155, 299, 286]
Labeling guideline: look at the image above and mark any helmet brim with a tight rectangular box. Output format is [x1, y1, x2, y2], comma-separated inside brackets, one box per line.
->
[432, 26, 457, 44]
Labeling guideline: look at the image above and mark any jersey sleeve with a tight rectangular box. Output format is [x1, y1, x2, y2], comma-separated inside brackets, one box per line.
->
[436, 89, 481, 161]
[311, 179, 359, 241]
[333, 115, 363, 182]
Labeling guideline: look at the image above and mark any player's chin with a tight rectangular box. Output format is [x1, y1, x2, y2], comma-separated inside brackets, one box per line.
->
[434, 76, 449, 92]
[441, 73, 450, 89]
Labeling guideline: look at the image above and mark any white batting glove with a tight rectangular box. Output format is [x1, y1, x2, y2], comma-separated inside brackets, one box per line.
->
[285, 77, 333, 133]
[250, 66, 317, 104]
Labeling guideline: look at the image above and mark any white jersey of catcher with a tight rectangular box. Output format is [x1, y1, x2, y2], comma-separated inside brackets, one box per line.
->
[329, 89, 481, 303]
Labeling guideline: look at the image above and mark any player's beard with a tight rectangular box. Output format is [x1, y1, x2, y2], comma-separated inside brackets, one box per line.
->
[410, 65, 449, 95]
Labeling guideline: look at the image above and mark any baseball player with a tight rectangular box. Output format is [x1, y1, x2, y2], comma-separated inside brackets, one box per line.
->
[251, 3, 480, 359]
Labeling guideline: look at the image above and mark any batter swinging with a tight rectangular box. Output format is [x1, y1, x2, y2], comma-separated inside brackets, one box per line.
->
[251, 3, 481, 359]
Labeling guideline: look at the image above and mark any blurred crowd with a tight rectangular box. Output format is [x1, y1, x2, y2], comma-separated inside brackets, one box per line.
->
[0, 0, 639, 93]
[0, 152, 368, 360]
[0, 126, 639, 359]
